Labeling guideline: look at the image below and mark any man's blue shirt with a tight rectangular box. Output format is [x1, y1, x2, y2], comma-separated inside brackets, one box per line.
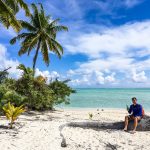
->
[128, 104, 142, 117]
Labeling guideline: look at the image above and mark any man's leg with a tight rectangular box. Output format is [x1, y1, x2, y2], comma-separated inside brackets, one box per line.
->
[124, 116, 129, 131]
[132, 117, 141, 132]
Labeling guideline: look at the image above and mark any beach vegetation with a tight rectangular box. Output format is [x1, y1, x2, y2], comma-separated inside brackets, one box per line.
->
[48, 79, 76, 105]
[12, 64, 55, 110]
[0, 65, 75, 111]
[0, 80, 25, 113]
[89, 113, 93, 120]
[0, 85, 26, 107]
[3, 102, 25, 128]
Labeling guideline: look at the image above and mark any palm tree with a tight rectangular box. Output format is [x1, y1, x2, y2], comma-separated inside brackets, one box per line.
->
[0, 0, 30, 32]
[10, 3, 68, 73]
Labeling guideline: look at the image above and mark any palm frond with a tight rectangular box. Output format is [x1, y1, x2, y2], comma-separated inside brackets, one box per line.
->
[0, 0, 21, 31]
[27, 34, 40, 55]
[31, 3, 42, 29]
[47, 39, 62, 59]
[49, 18, 60, 26]
[17, 0, 30, 16]
[49, 25, 68, 32]
[17, 34, 38, 56]
[10, 33, 33, 44]
[20, 20, 36, 32]
[4, 0, 19, 14]
[63, 79, 71, 83]
[51, 38, 63, 54]
[41, 41, 49, 66]
[18, 45, 29, 56]
[17, 64, 27, 73]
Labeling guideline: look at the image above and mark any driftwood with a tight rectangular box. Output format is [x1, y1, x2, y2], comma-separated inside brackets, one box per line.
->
[59, 115, 150, 147]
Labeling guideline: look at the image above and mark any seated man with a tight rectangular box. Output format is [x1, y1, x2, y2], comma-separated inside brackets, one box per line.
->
[124, 97, 143, 133]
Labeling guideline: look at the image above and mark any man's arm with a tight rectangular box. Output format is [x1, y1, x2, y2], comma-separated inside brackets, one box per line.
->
[128, 105, 132, 114]
[138, 105, 142, 117]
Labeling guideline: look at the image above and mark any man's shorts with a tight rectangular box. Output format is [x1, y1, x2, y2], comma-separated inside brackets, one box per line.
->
[128, 115, 142, 120]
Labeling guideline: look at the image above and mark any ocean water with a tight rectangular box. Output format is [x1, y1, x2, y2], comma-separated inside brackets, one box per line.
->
[59, 88, 150, 110]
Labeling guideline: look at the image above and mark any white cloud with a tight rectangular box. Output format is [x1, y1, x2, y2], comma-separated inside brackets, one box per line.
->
[105, 73, 116, 83]
[65, 20, 150, 72]
[132, 70, 148, 83]
[0, 44, 21, 78]
[35, 68, 60, 83]
[96, 76, 105, 85]
[67, 69, 76, 76]
[69, 70, 116, 87]
[65, 21, 150, 59]
[63, 20, 150, 87]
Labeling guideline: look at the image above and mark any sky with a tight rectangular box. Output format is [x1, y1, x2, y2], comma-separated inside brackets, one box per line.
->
[1, 0, 150, 87]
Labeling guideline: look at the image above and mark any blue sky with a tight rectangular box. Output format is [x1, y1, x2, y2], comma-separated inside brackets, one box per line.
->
[1, 0, 150, 87]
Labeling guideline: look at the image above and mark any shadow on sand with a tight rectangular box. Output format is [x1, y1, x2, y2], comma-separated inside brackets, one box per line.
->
[59, 115, 150, 147]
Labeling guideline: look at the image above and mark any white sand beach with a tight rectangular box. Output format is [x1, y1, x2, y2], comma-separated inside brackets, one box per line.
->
[0, 109, 150, 150]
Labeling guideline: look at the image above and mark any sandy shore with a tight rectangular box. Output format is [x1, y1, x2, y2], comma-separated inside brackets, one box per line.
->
[0, 108, 150, 150]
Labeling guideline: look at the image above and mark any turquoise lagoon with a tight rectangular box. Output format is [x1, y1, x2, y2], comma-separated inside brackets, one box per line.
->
[59, 88, 150, 110]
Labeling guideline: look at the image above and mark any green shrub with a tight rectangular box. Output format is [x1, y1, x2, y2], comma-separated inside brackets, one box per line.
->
[0, 84, 25, 112]
[49, 79, 76, 105]
[3, 102, 25, 128]
[0, 64, 75, 111]
[88, 113, 93, 120]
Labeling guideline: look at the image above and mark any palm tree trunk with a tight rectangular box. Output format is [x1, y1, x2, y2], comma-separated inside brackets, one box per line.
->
[33, 39, 41, 74]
